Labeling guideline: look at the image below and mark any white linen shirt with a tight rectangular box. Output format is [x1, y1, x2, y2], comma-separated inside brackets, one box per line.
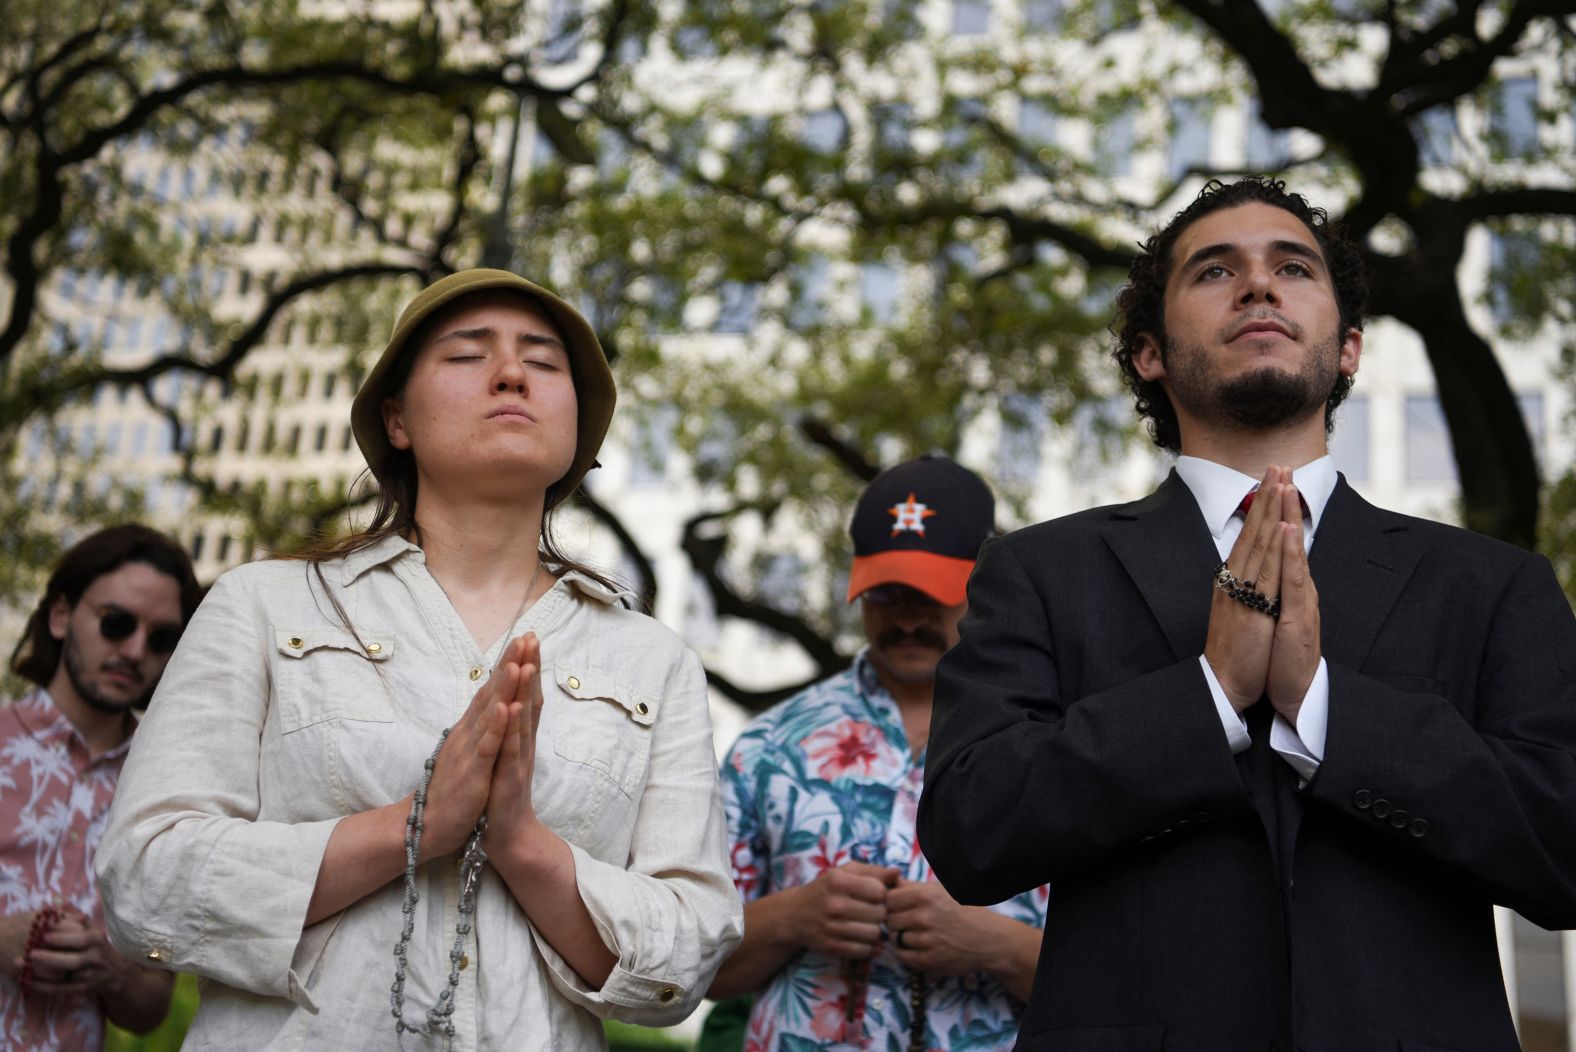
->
[95, 533, 743, 1051]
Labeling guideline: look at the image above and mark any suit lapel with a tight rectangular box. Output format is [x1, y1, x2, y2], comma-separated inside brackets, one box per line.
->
[1106, 472, 1285, 862]
[1309, 477, 1421, 671]
[1101, 471, 1221, 662]
[1276, 477, 1420, 879]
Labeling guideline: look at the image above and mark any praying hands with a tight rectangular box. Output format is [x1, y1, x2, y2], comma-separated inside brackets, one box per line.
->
[1203, 465, 1322, 727]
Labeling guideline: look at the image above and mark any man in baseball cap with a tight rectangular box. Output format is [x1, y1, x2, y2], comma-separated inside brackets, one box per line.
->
[706, 455, 1047, 1052]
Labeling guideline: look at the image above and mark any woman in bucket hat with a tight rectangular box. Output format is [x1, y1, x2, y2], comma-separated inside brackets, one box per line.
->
[97, 270, 743, 1050]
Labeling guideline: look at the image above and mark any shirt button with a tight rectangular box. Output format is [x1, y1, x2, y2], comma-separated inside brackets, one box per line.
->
[146, 947, 167, 962]
[469, 667, 483, 681]
[459, 954, 469, 970]
[567, 676, 581, 690]
[366, 642, 383, 654]
[288, 637, 304, 649]
[636, 702, 649, 716]
[658, 987, 677, 1003]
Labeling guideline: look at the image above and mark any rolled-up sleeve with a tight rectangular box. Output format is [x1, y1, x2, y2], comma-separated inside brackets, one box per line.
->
[533, 648, 743, 1025]
[96, 569, 341, 1003]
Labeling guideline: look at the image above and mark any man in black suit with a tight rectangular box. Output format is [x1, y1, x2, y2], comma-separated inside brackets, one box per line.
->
[917, 177, 1576, 1052]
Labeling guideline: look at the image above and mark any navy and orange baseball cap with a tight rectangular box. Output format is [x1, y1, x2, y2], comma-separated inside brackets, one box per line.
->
[846, 455, 995, 606]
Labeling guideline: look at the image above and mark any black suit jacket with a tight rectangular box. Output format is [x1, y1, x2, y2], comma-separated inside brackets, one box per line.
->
[918, 472, 1576, 1052]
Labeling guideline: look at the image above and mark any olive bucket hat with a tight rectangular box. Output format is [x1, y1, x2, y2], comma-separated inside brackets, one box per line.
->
[350, 269, 617, 503]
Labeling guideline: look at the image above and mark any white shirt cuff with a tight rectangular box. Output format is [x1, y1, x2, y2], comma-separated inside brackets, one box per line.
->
[1269, 658, 1329, 783]
[1198, 656, 1251, 754]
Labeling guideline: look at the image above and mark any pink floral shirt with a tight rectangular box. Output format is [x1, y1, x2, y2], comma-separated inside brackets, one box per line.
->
[0, 689, 132, 1052]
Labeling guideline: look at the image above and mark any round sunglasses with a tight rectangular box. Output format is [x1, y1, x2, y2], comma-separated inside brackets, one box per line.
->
[93, 604, 183, 656]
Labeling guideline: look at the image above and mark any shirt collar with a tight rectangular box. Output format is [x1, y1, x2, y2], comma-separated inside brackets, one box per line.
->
[339, 532, 421, 585]
[338, 532, 635, 607]
[852, 647, 885, 700]
[10, 687, 136, 760]
[1174, 454, 1336, 543]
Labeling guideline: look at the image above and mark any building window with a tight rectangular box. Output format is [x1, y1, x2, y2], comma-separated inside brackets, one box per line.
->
[758, 553, 805, 615]
[544, 0, 582, 63]
[1491, 77, 1539, 159]
[684, 571, 720, 648]
[943, 98, 987, 178]
[1017, 97, 1057, 174]
[1404, 395, 1454, 483]
[788, 254, 830, 329]
[997, 393, 1046, 486]
[597, 127, 630, 179]
[1488, 230, 1540, 326]
[1329, 395, 1370, 482]
[1245, 97, 1291, 170]
[714, 281, 760, 334]
[802, 108, 848, 154]
[673, 24, 716, 59]
[1025, 0, 1060, 32]
[1094, 108, 1135, 176]
[874, 103, 913, 155]
[315, 423, 329, 452]
[629, 405, 679, 487]
[1413, 105, 1456, 167]
[860, 261, 901, 325]
[952, 0, 989, 34]
[1168, 99, 1213, 181]
[1507, 912, 1570, 1047]
[190, 529, 205, 562]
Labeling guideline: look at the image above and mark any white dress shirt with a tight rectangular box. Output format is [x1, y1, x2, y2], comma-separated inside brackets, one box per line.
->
[1174, 455, 1333, 782]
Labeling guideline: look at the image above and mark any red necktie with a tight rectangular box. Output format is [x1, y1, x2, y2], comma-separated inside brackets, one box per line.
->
[1237, 488, 1309, 519]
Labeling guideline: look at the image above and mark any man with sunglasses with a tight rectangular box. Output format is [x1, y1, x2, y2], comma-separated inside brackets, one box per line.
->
[2, 524, 201, 1051]
[708, 456, 1045, 1052]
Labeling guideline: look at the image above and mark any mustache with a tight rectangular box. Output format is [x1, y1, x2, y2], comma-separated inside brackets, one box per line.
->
[875, 629, 948, 651]
[102, 660, 144, 684]
[1219, 309, 1301, 342]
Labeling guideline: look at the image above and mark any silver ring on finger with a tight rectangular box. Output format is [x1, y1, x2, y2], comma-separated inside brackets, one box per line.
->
[894, 929, 907, 950]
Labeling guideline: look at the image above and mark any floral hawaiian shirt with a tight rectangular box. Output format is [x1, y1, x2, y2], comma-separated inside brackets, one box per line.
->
[0, 688, 132, 1052]
[722, 649, 1049, 1052]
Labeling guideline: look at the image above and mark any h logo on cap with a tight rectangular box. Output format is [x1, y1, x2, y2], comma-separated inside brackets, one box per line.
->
[889, 492, 937, 537]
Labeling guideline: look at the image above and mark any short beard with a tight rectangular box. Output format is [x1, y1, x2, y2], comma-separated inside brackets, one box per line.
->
[1162, 325, 1341, 435]
[62, 629, 151, 714]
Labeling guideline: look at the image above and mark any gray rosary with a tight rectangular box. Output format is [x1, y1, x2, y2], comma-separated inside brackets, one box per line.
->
[390, 728, 488, 1049]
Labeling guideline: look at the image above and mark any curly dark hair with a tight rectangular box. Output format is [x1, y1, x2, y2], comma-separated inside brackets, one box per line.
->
[1112, 178, 1369, 454]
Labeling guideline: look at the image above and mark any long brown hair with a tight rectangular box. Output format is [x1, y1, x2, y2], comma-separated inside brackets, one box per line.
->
[10, 525, 203, 688]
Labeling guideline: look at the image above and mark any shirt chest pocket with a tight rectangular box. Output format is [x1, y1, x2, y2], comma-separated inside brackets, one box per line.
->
[549, 666, 656, 799]
[271, 626, 397, 733]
